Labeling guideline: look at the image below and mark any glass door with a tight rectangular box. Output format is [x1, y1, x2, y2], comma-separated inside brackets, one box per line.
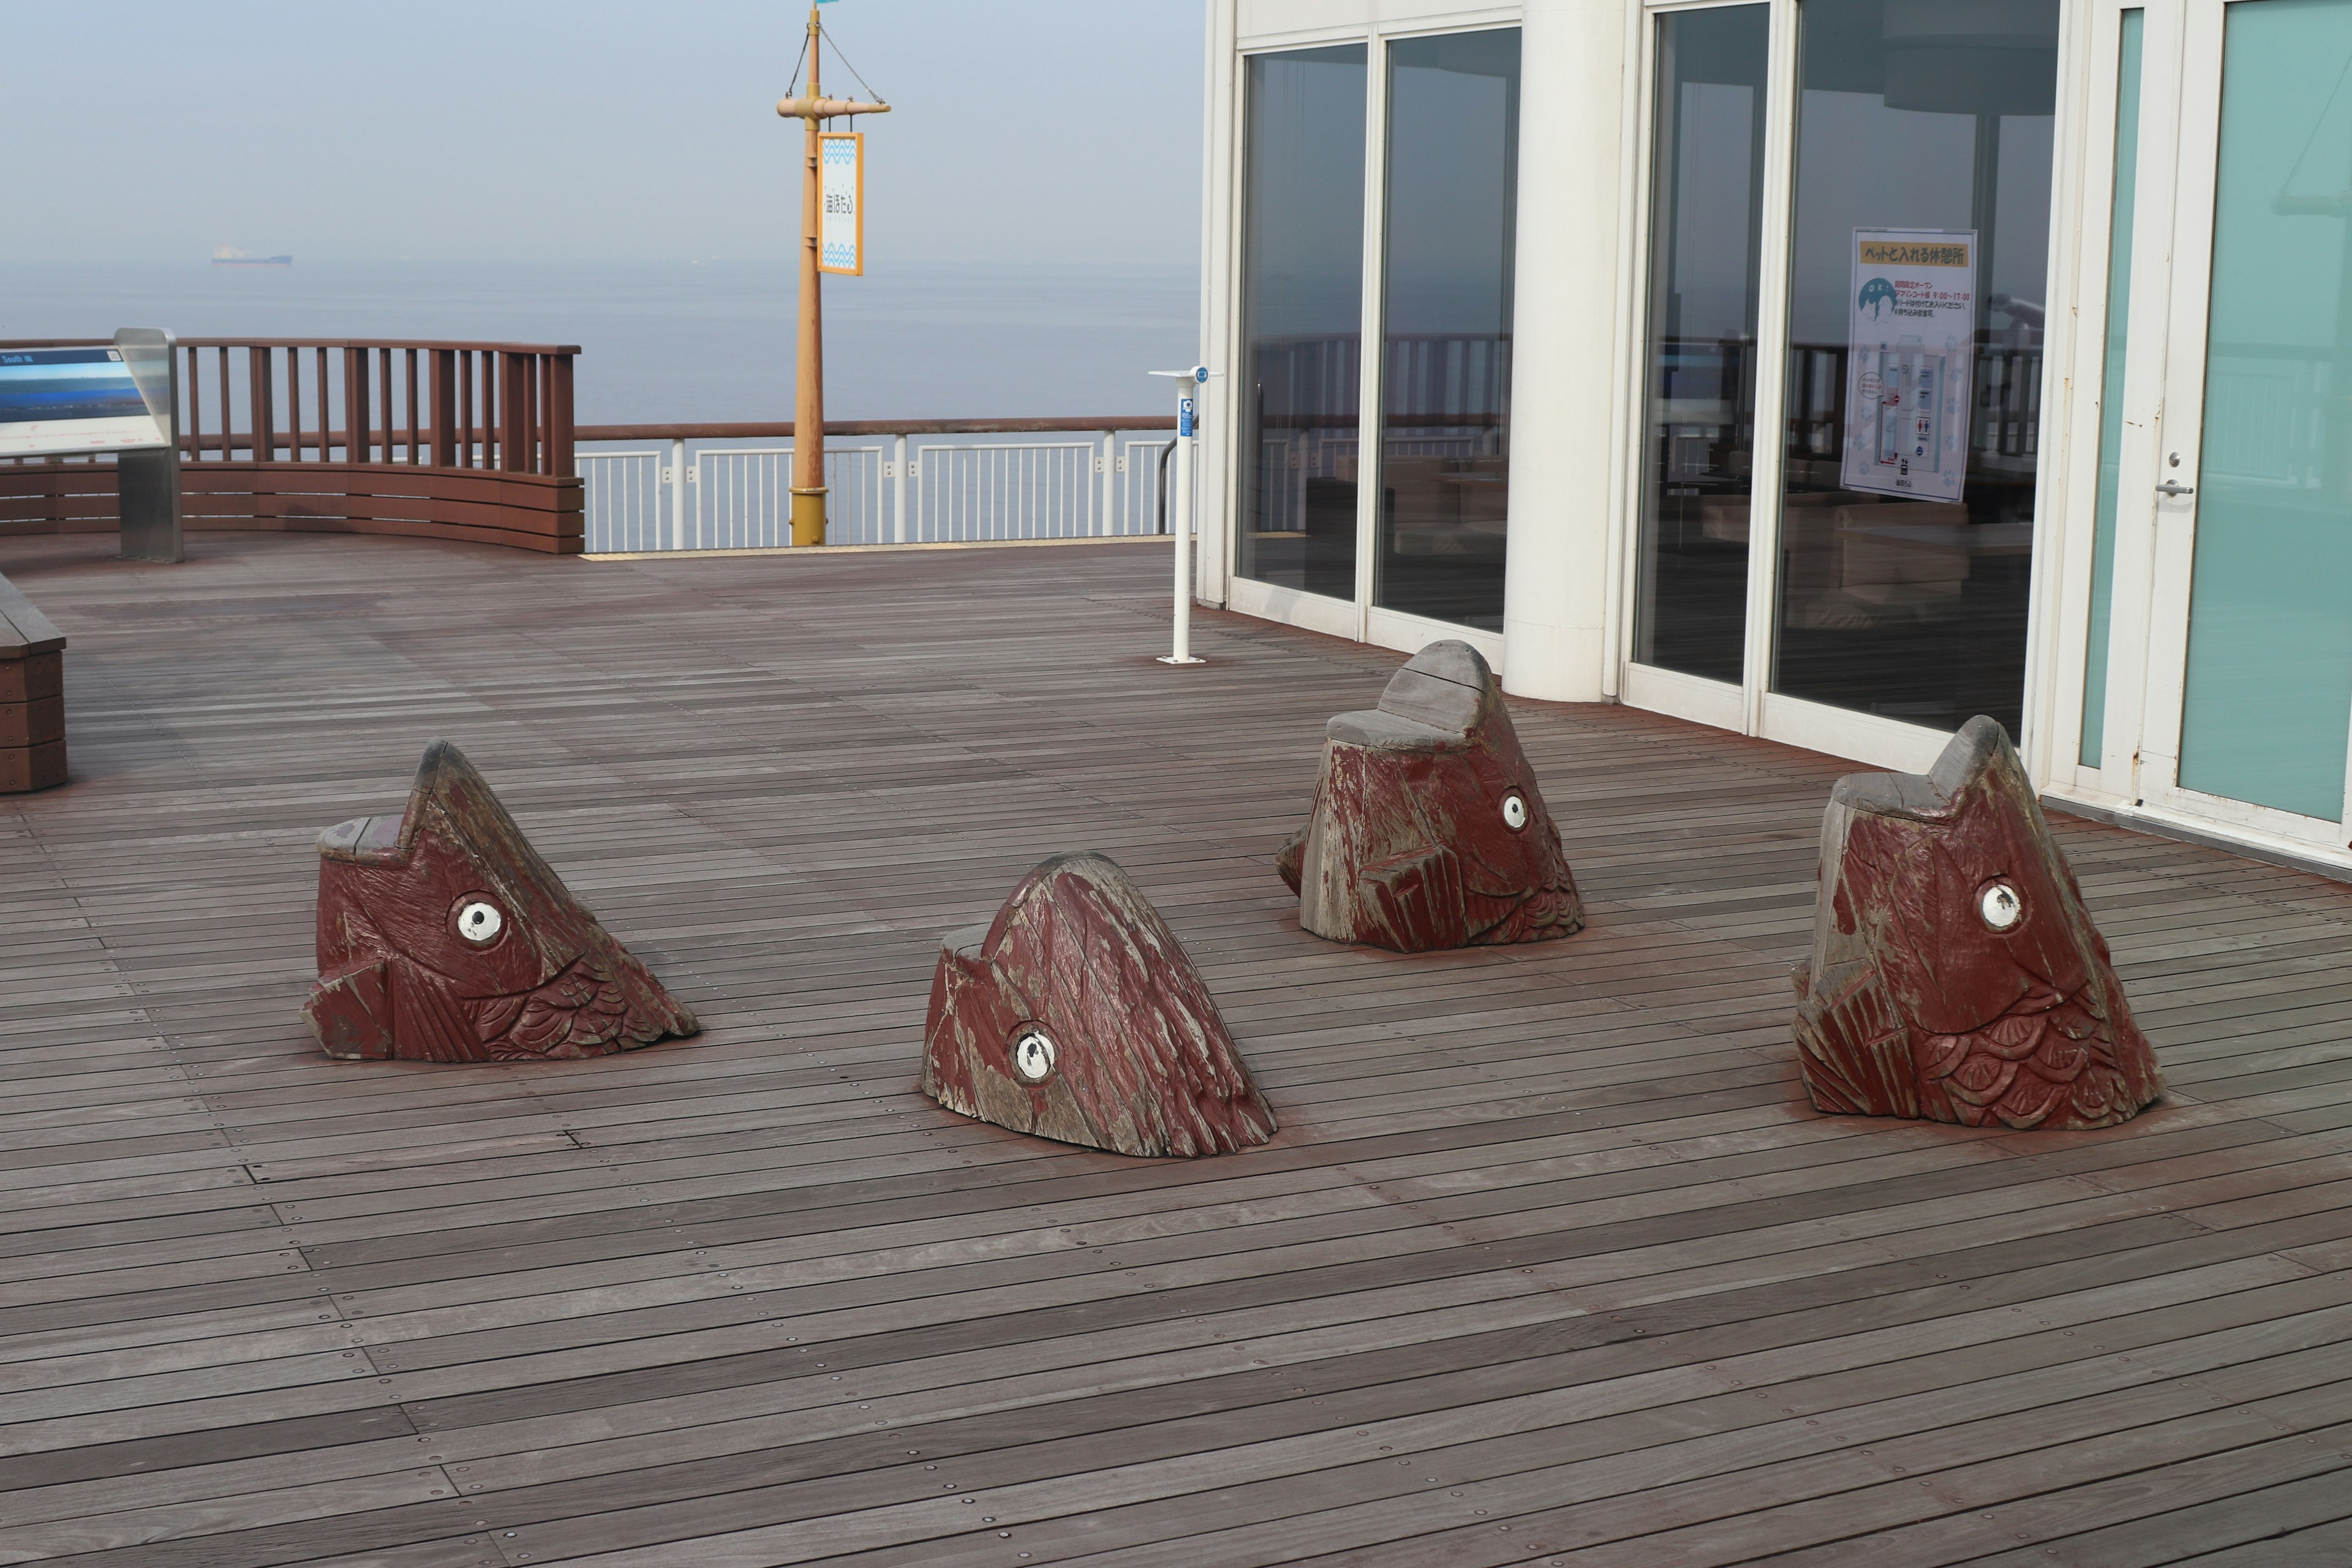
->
[1230, 30, 1525, 653]
[2135, 0, 2352, 843]
[1626, 0, 2068, 770]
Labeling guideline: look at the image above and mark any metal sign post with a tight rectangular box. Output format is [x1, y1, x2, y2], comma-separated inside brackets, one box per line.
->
[776, 5, 889, 547]
[1147, 366, 1216, 665]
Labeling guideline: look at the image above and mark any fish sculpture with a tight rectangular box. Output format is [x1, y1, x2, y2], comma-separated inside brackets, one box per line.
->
[1793, 716, 2163, 1130]
[922, 851, 1276, 1158]
[304, 741, 699, 1063]
[1276, 639, 1583, 952]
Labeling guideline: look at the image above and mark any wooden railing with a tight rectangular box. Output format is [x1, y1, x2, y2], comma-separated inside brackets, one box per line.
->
[0, 337, 584, 554]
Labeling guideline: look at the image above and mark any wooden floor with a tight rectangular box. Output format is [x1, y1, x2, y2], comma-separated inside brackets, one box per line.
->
[2, 530, 2350, 1568]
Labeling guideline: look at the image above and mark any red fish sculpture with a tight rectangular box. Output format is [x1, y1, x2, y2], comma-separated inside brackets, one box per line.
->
[304, 741, 699, 1063]
[1793, 717, 2163, 1130]
[1276, 640, 1583, 952]
[923, 852, 1276, 1157]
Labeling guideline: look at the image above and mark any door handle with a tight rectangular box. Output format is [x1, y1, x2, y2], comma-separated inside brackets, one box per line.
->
[2155, 480, 2195, 497]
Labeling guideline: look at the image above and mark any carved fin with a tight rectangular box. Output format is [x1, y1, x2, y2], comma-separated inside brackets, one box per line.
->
[1275, 827, 1306, 896]
[1792, 961, 1917, 1118]
[1356, 845, 1469, 952]
[306, 961, 394, 1061]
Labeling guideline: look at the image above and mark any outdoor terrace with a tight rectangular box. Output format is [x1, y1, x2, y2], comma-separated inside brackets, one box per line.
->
[1, 529, 2349, 1567]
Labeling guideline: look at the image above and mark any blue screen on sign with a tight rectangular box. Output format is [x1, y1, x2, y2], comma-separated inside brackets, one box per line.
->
[0, 348, 151, 424]
[1179, 396, 1194, 438]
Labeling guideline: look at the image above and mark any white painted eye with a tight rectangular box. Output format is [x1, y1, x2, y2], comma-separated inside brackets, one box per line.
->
[455, 899, 505, 945]
[1979, 882, 2022, 932]
[1501, 792, 1529, 831]
[1011, 1027, 1057, 1084]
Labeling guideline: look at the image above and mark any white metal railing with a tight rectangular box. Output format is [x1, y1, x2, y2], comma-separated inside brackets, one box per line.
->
[580, 430, 1181, 552]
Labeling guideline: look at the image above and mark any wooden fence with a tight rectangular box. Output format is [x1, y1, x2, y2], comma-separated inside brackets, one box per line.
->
[0, 338, 583, 554]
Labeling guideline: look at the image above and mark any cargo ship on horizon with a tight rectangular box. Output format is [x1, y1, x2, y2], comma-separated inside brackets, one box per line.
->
[211, 247, 292, 268]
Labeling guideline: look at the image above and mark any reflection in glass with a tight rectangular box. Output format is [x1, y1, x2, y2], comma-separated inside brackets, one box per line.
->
[1374, 29, 1521, 632]
[1773, 0, 2059, 738]
[2177, 0, 2352, 820]
[1635, 6, 1770, 683]
[2081, 11, 2145, 769]
[1238, 45, 1368, 600]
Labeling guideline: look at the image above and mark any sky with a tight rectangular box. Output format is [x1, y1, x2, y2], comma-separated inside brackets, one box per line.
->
[0, 1, 1205, 267]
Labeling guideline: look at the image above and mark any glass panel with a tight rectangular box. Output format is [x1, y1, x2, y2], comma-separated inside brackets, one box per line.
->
[1635, 5, 1771, 683]
[2081, 11, 2145, 769]
[1774, 0, 2060, 739]
[2176, 0, 2352, 822]
[1238, 45, 1367, 600]
[1374, 29, 1521, 632]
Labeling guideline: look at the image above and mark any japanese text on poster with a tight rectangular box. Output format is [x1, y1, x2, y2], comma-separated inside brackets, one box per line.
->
[1841, 229, 1975, 502]
[819, 132, 864, 276]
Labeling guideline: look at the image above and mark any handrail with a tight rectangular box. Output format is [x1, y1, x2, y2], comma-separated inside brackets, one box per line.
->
[578, 417, 1177, 442]
[0, 336, 582, 354]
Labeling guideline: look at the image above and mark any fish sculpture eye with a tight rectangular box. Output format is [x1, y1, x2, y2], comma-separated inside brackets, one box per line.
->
[1011, 1027, 1057, 1084]
[1501, 792, 1528, 831]
[454, 897, 505, 946]
[1978, 881, 2022, 931]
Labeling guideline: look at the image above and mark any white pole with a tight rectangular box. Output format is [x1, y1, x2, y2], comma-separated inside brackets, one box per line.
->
[1100, 429, 1117, 535]
[1150, 366, 1213, 665]
[668, 438, 688, 551]
[892, 431, 909, 542]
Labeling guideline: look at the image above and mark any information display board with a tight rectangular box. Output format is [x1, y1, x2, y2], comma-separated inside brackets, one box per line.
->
[1841, 230, 1976, 503]
[819, 130, 865, 276]
[0, 346, 172, 459]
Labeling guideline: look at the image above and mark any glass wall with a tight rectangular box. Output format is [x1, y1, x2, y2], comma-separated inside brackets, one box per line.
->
[1237, 45, 1367, 601]
[1773, 0, 2060, 739]
[1374, 29, 1521, 632]
[2177, 0, 2352, 820]
[2080, 10, 2145, 769]
[1635, 5, 1771, 684]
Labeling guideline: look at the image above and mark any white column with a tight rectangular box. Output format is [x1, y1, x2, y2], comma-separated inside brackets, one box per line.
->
[1195, 0, 1240, 605]
[1499, 0, 1632, 703]
[892, 432, 909, 542]
[1101, 429, 1118, 533]
[668, 438, 688, 551]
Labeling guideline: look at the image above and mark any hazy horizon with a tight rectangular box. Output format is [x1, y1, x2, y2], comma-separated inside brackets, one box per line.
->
[0, 2, 1204, 269]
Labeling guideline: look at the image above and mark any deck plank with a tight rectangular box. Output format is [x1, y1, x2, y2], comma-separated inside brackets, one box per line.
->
[1, 531, 2347, 1566]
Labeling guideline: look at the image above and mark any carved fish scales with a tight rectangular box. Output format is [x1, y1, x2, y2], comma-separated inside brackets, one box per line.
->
[304, 741, 699, 1063]
[1792, 717, 2163, 1131]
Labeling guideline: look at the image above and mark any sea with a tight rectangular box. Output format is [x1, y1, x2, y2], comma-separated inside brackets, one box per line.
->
[0, 260, 1200, 425]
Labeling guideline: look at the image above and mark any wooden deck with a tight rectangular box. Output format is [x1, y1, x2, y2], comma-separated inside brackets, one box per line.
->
[2, 529, 2350, 1568]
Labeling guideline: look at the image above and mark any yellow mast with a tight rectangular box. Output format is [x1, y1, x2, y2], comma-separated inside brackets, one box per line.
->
[778, 7, 889, 547]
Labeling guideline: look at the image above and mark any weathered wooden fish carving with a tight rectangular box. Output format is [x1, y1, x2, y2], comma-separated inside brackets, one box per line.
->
[922, 851, 1276, 1157]
[1793, 717, 2163, 1129]
[1276, 639, 1583, 952]
[304, 741, 699, 1062]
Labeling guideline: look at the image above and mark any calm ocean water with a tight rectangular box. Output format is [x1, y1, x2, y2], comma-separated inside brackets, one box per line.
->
[0, 260, 1199, 424]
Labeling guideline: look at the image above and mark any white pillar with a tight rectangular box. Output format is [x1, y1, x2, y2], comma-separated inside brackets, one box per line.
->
[1101, 429, 1118, 533]
[1196, 0, 1240, 605]
[668, 438, 688, 552]
[892, 432, 909, 542]
[1499, 0, 1631, 703]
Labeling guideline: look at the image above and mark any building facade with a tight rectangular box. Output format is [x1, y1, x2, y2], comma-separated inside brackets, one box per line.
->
[1195, 0, 2352, 875]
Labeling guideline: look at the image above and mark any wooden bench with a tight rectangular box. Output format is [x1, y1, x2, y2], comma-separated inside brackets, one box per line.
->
[0, 573, 65, 793]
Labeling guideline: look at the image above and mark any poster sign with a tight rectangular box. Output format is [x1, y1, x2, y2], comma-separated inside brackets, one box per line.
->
[819, 131, 864, 276]
[0, 347, 170, 459]
[1841, 229, 1975, 502]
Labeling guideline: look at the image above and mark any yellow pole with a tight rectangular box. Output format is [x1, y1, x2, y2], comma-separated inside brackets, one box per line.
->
[791, 4, 827, 546]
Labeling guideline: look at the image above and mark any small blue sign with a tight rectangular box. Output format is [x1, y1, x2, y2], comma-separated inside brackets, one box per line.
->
[1179, 396, 1195, 438]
